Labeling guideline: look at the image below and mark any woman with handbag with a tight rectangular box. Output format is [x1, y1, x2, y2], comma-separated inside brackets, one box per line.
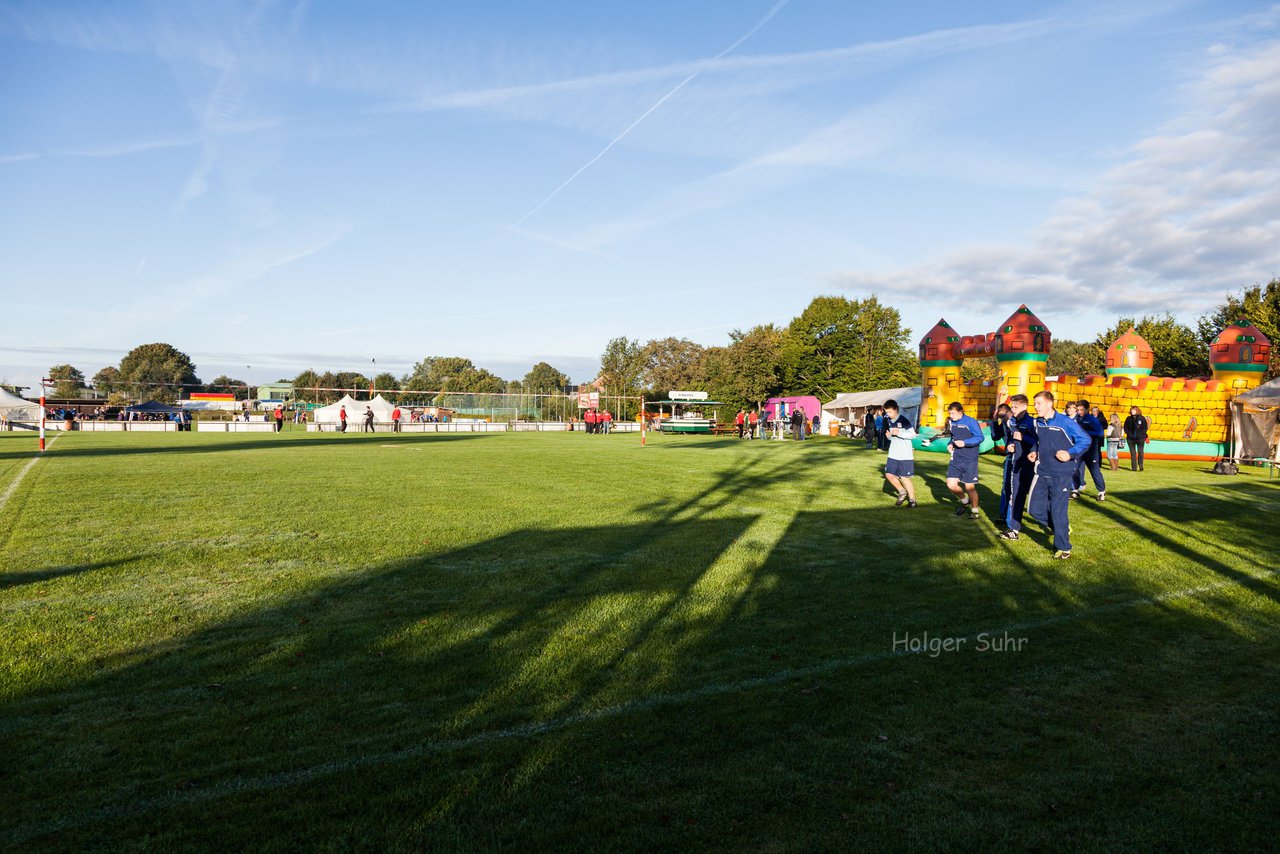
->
[1105, 411, 1123, 471]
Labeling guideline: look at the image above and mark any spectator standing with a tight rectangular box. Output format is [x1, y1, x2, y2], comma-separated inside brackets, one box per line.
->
[274, 405, 284, 432]
[363, 407, 375, 432]
[791, 407, 805, 441]
[602, 410, 613, 434]
[747, 408, 759, 440]
[735, 409, 746, 439]
[339, 405, 348, 433]
[863, 408, 876, 449]
[1123, 406, 1149, 471]
[1105, 412, 1123, 470]
[391, 406, 402, 433]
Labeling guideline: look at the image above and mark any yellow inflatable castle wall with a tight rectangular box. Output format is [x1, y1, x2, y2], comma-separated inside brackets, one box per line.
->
[917, 312, 1271, 460]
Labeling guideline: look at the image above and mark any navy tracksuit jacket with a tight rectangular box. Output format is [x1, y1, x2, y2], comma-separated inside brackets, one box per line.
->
[1029, 411, 1090, 551]
[1001, 411, 1037, 532]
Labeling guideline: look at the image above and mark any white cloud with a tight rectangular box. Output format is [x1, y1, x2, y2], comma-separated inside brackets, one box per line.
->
[828, 38, 1280, 320]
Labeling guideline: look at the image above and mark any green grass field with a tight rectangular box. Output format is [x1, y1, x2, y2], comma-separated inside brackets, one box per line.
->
[1, 429, 1277, 850]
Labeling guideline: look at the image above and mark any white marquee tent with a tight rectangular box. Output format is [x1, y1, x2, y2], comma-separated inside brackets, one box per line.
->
[823, 387, 923, 432]
[0, 387, 42, 423]
[311, 394, 397, 428]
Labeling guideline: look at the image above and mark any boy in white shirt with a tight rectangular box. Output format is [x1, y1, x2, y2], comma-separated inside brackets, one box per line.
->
[882, 399, 918, 508]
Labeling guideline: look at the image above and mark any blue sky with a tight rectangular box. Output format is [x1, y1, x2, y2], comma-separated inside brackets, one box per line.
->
[2, 0, 1278, 390]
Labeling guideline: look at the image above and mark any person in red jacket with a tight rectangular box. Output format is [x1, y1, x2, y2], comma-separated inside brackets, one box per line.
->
[273, 405, 284, 432]
[735, 409, 746, 438]
[391, 406, 402, 433]
[584, 408, 597, 434]
[602, 410, 613, 434]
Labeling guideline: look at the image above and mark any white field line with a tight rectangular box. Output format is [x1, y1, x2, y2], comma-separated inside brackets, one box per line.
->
[5, 564, 1277, 844]
[0, 435, 57, 515]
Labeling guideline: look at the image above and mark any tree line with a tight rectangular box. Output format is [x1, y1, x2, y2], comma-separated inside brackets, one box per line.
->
[38, 280, 1278, 408]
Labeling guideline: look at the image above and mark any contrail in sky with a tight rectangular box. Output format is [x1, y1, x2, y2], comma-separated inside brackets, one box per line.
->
[512, 0, 791, 228]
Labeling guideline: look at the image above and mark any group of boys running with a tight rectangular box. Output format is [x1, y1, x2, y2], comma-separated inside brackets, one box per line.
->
[878, 390, 1094, 560]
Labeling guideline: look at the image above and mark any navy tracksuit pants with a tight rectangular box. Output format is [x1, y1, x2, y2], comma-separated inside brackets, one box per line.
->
[1073, 439, 1106, 493]
[1003, 458, 1035, 533]
[1028, 470, 1073, 552]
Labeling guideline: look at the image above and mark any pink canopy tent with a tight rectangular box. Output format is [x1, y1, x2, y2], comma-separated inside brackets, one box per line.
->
[764, 396, 822, 422]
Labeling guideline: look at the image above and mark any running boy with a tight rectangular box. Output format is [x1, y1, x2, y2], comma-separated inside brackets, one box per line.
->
[1027, 390, 1090, 559]
[998, 394, 1037, 541]
[882, 399, 918, 508]
[943, 402, 984, 519]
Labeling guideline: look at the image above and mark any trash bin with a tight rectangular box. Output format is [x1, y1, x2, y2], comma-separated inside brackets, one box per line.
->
[829, 423, 840, 437]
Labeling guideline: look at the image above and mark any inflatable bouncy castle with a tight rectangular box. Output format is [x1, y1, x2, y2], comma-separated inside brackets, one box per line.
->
[916, 306, 1271, 461]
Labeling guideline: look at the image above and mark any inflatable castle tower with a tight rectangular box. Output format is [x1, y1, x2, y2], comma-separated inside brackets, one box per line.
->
[918, 308, 1271, 461]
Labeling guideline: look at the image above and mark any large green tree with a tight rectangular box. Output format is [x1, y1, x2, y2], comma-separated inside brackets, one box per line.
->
[702, 324, 784, 410]
[402, 357, 479, 393]
[47, 364, 85, 398]
[292, 369, 321, 403]
[208, 375, 249, 399]
[639, 337, 707, 395]
[597, 337, 646, 395]
[780, 295, 915, 397]
[522, 362, 571, 393]
[117, 343, 200, 403]
[1198, 279, 1280, 379]
[372, 372, 400, 396]
[1091, 314, 1207, 379]
[91, 366, 122, 394]
[1045, 338, 1104, 377]
[401, 356, 505, 408]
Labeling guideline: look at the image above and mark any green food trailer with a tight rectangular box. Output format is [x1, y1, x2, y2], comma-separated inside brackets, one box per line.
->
[650, 396, 722, 434]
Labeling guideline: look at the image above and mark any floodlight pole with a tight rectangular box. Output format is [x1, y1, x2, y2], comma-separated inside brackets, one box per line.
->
[640, 398, 646, 446]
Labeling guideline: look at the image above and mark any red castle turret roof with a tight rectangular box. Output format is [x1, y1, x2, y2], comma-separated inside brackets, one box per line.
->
[994, 304, 1051, 357]
[919, 319, 960, 362]
[1209, 319, 1270, 369]
[1106, 327, 1154, 374]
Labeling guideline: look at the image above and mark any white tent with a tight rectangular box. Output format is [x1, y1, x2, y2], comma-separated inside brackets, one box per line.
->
[311, 394, 397, 428]
[1229, 377, 1280, 465]
[823, 387, 923, 433]
[0, 387, 42, 422]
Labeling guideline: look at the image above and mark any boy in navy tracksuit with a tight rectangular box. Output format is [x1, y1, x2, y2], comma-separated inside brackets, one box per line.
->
[1028, 391, 1091, 559]
[942, 402, 985, 520]
[998, 394, 1037, 540]
[1071, 399, 1107, 500]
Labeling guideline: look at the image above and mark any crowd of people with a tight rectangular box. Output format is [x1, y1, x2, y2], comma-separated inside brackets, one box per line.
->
[729, 406, 818, 440]
[875, 394, 1154, 561]
[579, 408, 614, 433]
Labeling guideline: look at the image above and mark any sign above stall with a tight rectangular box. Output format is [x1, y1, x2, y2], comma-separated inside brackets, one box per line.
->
[669, 390, 709, 401]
